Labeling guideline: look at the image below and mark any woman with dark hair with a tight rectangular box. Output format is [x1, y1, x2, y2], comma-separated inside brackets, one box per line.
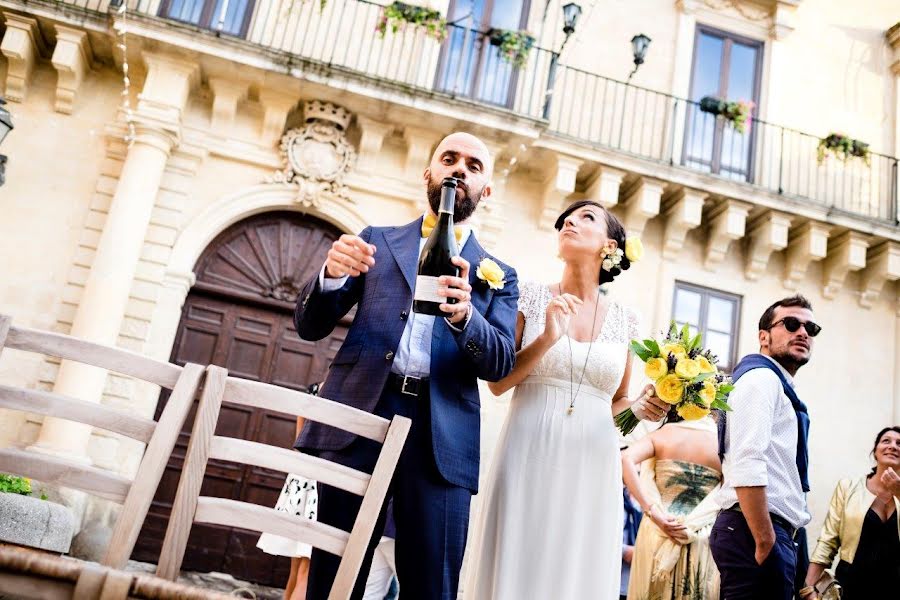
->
[801, 426, 900, 599]
[621, 408, 722, 599]
[464, 200, 669, 599]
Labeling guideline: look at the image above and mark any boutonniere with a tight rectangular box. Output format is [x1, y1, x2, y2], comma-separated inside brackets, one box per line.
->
[475, 257, 506, 290]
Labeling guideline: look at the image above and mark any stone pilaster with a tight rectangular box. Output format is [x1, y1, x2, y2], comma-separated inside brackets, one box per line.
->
[355, 116, 393, 174]
[538, 154, 582, 230]
[403, 126, 442, 181]
[584, 165, 627, 208]
[209, 77, 248, 132]
[258, 89, 299, 146]
[859, 242, 900, 308]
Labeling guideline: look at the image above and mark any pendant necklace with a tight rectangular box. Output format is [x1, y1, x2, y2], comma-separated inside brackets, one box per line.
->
[561, 284, 601, 415]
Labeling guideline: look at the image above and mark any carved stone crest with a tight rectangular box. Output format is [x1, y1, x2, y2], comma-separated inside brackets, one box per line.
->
[273, 100, 357, 207]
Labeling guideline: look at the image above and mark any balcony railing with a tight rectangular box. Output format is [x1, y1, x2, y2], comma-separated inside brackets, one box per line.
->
[41, 0, 900, 224]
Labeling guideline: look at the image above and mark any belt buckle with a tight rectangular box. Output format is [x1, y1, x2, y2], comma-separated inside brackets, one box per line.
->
[400, 375, 419, 397]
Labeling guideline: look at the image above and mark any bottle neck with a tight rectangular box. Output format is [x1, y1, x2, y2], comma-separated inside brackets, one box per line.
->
[439, 187, 456, 215]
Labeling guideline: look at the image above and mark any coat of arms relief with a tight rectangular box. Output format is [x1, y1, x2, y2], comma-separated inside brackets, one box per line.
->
[273, 100, 357, 207]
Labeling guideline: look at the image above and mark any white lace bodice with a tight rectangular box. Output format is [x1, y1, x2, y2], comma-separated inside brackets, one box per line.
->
[518, 281, 641, 395]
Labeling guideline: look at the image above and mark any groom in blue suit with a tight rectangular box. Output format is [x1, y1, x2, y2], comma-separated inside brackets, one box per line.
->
[294, 132, 519, 600]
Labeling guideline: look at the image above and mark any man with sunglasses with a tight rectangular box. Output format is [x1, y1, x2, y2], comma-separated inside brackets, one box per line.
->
[710, 295, 821, 599]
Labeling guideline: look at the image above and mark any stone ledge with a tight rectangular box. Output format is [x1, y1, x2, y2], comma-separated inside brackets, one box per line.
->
[0, 491, 75, 553]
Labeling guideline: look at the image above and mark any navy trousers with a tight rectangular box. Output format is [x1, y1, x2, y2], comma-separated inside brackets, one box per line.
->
[304, 386, 472, 600]
[709, 510, 798, 600]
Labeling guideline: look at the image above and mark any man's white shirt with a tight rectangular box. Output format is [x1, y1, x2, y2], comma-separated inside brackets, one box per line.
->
[716, 354, 810, 529]
[317, 226, 473, 378]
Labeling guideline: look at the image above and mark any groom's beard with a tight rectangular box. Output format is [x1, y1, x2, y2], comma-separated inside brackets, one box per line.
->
[427, 177, 482, 223]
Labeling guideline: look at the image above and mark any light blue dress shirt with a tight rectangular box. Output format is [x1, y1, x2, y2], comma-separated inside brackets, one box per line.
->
[318, 227, 472, 378]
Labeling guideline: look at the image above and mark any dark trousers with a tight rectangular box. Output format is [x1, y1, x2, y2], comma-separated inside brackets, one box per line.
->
[305, 386, 472, 600]
[709, 510, 798, 600]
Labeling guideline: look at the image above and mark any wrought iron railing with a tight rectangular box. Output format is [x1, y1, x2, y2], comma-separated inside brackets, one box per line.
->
[547, 65, 899, 223]
[33, 0, 900, 223]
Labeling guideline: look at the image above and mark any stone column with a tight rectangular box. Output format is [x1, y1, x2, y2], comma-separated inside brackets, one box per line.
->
[30, 54, 198, 460]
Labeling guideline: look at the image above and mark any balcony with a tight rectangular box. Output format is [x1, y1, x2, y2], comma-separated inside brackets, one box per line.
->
[27, 0, 900, 224]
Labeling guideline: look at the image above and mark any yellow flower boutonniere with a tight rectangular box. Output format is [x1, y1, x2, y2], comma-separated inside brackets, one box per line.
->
[476, 257, 506, 290]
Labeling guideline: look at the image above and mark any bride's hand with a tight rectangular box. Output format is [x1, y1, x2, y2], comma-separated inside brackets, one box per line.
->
[649, 505, 689, 543]
[541, 293, 582, 344]
[631, 384, 668, 422]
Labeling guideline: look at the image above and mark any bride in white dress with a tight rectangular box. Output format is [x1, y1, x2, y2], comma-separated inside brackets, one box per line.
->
[465, 200, 669, 600]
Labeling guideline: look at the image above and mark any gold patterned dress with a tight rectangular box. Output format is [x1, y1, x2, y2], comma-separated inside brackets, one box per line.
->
[627, 459, 722, 600]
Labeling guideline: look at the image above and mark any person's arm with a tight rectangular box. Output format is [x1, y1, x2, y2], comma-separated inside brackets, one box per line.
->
[805, 479, 848, 593]
[294, 228, 374, 341]
[728, 369, 780, 565]
[622, 437, 688, 542]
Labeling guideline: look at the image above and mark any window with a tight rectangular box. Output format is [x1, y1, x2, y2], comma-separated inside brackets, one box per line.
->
[671, 282, 741, 371]
[683, 26, 762, 182]
[159, 0, 254, 38]
[435, 0, 531, 107]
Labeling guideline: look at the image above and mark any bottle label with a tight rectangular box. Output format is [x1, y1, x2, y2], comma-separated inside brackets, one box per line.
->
[414, 276, 444, 303]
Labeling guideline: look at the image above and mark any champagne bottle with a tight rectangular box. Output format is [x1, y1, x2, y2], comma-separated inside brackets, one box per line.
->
[413, 177, 461, 316]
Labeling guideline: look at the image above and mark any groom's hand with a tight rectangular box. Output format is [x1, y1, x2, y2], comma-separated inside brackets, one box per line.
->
[439, 256, 473, 325]
[325, 234, 377, 278]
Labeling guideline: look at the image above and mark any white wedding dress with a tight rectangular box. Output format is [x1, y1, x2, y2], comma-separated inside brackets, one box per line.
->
[465, 281, 640, 600]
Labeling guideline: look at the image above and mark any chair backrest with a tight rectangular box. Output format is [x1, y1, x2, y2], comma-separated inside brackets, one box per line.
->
[0, 314, 205, 569]
[156, 365, 411, 600]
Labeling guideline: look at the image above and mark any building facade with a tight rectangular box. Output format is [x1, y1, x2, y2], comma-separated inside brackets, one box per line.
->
[0, 0, 899, 587]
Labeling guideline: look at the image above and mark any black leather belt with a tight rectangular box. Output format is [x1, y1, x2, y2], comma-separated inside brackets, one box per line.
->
[386, 373, 429, 398]
[726, 504, 798, 539]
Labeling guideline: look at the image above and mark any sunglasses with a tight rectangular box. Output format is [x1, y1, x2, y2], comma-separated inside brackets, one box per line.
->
[768, 317, 822, 337]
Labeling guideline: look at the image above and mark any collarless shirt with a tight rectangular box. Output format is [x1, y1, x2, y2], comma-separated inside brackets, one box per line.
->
[716, 354, 810, 529]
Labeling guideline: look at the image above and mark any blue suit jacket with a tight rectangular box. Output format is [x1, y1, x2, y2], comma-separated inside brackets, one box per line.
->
[293, 217, 519, 492]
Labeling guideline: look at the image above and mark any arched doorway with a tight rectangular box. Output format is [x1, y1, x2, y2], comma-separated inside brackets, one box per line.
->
[133, 211, 348, 586]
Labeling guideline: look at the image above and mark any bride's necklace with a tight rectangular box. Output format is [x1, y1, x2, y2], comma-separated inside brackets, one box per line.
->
[559, 284, 601, 415]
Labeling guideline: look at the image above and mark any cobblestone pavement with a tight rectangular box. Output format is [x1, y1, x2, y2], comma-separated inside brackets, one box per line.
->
[126, 561, 283, 599]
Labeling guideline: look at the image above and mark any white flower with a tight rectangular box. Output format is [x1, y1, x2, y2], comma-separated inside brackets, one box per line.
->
[602, 258, 614, 271]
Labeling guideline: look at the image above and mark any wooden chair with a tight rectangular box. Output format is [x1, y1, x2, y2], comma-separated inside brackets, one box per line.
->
[156, 365, 412, 600]
[0, 314, 205, 570]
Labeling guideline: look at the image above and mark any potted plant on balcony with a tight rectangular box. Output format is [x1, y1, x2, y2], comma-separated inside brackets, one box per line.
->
[487, 28, 535, 68]
[817, 132, 871, 166]
[698, 96, 754, 134]
[375, 1, 448, 42]
[0, 474, 75, 553]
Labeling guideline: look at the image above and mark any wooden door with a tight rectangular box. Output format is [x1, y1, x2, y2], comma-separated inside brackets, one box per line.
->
[132, 212, 347, 586]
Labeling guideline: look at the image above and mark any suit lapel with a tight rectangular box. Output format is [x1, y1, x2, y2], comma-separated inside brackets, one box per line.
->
[462, 234, 494, 313]
[385, 218, 424, 291]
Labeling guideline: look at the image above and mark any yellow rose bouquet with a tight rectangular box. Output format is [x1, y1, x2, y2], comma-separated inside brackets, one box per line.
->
[614, 321, 734, 435]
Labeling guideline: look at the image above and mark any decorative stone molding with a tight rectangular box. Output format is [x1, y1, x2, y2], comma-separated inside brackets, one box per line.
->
[258, 89, 299, 146]
[584, 165, 627, 208]
[822, 231, 868, 300]
[355, 116, 393, 174]
[538, 154, 582, 230]
[744, 211, 792, 281]
[51, 26, 93, 115]
[859, 242, 900, 308]
[137, 52, 200, 129]
[1, 13, 47, 102]
[208, 77, 248, 131]
[704, 199, 751, 271]
[676, 0, 799, 40]
[783, 222, 829, 290]
[272, 101, 357, 208]
[661, 187, 706, 259]
[403, 126, 442, 180]
[622, 177, 665, 237]
[889, 23, 900, 76]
